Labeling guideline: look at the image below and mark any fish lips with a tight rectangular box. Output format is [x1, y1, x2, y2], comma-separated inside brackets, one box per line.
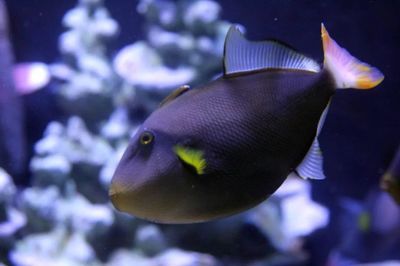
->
[108, 164, 158, 214]
[109, 180, 122, 211]
[109, 156, 190, 222]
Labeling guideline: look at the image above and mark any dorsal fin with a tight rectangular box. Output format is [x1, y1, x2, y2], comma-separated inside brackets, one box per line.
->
[223, 26, 321, 75]
[159, 85, 190, 107]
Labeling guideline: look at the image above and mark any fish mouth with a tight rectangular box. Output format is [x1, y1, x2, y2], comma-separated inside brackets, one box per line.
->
[109, 185, 121, 211]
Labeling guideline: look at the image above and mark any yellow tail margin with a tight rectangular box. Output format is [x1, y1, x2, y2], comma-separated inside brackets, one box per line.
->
[321, 23, 384, 89]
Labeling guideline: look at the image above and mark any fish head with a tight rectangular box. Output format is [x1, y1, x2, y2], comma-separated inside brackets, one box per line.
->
[109, 87, 275, 223]
[109, 109, 215, 223]
[110, 126, 179, 221]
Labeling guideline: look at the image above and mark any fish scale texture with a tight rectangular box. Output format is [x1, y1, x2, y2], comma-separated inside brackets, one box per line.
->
[146, 69, 334, 203]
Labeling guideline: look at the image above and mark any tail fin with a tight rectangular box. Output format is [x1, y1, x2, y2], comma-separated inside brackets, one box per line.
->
[321, 23, 384, 89]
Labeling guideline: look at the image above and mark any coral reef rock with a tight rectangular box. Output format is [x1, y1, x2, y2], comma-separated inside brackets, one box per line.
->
[55, 0, 129, 126]
[134, 224, 168, 256]
[107, 248, 218, 266]
[10, 226, 100, 266]
[0, 168, 26, 249]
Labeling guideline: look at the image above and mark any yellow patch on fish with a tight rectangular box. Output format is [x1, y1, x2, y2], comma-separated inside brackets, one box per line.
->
[358, 211, 371, 232]
[173, 145, 207, 175]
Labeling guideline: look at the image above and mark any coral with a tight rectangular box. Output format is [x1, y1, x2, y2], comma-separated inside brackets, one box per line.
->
[114, 0, 231, 114]
[134, 224, 168, 256]
[10, 226, 101, 266]
[247, 176, 329, 252]
[53, 0, 132, 128]
[0, 168, 26, 251]
[30, 117, 115, 202]
[117, 0, 230, 89]
[113, 42, 195, 89]
[136, 0, 229, 86]
[106, 248, 218, 266]
[20, 184, 113, 235]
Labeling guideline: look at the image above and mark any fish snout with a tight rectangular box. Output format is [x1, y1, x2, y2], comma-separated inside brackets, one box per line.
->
[109, 180, 123, 211]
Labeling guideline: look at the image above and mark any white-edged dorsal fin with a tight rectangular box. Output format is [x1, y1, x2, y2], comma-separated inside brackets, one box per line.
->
[223, 26, 321, 75]
[296, 105, 330, 180]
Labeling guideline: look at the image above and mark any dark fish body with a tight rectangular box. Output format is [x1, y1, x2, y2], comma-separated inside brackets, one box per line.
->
[154, 70, 334, 210]
[113, 69, 334, 223]
[110, 25, 383, 223]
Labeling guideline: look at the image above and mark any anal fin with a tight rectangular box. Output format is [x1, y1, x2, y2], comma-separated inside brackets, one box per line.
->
[296, 105, 329, 180]
[296, 136, 325, 180]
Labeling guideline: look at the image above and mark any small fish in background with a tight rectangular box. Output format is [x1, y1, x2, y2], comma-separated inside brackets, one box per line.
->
[380, 145, 400, 204]
[338, 191, 400, 236]
[12, 62, 51, 95]
[110, 23, 384, 224]
[328, 190, 400, 264]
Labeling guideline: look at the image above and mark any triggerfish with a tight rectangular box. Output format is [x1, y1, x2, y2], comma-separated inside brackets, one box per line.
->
[109, 24, 384, 223]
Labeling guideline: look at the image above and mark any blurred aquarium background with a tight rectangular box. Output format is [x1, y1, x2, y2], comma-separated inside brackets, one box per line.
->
[0, 0, 399, 265]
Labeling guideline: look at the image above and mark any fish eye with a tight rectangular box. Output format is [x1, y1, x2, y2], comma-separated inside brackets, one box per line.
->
[140, 131, 154, 145]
